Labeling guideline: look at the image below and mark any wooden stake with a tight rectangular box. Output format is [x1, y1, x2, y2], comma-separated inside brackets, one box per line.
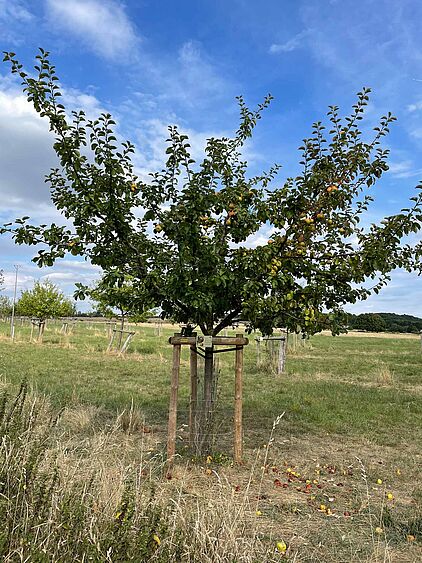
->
[234, 333, 243, 463]
[167, 341, 181, 464]
[120, 332, 135, 355]
[107, 330, 115, 352]
[189, 344, 198, 447]
[38, 321, 45, 343]
[277, 338, 286, 375]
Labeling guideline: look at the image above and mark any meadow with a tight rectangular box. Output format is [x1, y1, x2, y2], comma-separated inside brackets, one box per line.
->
[0, 319, 420, 562]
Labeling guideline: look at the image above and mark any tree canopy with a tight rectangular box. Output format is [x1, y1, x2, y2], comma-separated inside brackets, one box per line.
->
[16, 280, 76, 320]
[348, 312, 422, 333]
[0, 296, 12, 317]
[2, 49, 422, 338]
[83, 274, 152, 327]
[0, 272, 11, 317]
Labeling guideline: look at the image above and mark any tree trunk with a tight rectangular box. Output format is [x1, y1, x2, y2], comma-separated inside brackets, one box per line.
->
[199, 345, 214, 454]
[189, 345, 198, 448]
[118, 311, 124, 348]
[234, 335, 243, 463]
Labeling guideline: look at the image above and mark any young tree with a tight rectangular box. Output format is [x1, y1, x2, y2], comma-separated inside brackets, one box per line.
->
[16, 280, 76, 321]
[2, 50, 422, 448]
[0, 296, 12, 318]
[0, 271, 12, 318]
[82, 273, 152, 339]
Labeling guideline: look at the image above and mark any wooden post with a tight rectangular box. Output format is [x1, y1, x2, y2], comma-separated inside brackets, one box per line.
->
[38, 321, 45, 343]
[120, 332, 135, 355]
[167, 340, 181, 464]
[107, 330, 116, 352]
[256, 338, 261, 367]
[277, 338, 286, 375]
[266, 338, 274, 371]
[234, 334, 243, 463]
[189, 344, 198, 447]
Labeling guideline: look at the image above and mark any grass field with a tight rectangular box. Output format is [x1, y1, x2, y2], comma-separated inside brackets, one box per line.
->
[0, 319, 421, 561]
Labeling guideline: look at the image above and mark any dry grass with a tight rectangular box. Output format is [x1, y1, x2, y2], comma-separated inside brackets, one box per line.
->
[333, 330, 420, 340]
[1, 385, 421, 562]
[374, 362, 395, 386]
[0, 321, 420, 561]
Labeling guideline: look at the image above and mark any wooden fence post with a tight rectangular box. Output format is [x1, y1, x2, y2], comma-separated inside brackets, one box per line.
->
[167, 340, 181, 464]
[277, 338, 286, 375]
[234, 334, 243, 463]
[189, 343, 198, 447]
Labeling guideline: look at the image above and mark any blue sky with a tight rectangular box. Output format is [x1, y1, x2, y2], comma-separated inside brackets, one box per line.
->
[0, 0, 421, 315]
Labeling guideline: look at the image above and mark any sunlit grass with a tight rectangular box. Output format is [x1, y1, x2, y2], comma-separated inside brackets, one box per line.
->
[0, 319, 420, 561]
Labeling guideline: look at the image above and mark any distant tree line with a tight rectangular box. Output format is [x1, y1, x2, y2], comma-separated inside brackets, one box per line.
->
[347, 312, 422, 333]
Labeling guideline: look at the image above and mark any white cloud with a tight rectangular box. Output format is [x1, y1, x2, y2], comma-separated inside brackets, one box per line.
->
[0, 0, 33, 22]
[45, 0, 139, 60]
[165, 40, 233, 107]
[0, 78, 108, 306]
[269, 30, 310, 54]
[1, 259, 101, 305]
[407, 100, 422, 112]
[387, 160, 422, 179]
[410, 127, 422, 139]
[0, 85, 58, 210]
[0, 0, 34, 45]
[346, 270, 422, 317]
[0, 79, 110, 212]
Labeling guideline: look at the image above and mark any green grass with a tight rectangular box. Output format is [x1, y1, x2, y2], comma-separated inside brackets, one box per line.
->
[1, 321, 420, 447]
[0, 320, 421, 561]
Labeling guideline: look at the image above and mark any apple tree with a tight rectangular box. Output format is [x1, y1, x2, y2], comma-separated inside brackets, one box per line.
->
[2, 50, 422, 449]
[16, 279, 76, 321]
[81, 273, 152, 339]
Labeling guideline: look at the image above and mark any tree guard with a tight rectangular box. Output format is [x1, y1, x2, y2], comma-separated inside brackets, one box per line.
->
[107, 328, 135, 355]
[167, 333, 248, 466]
[105, 321, 117, 338]
[60, 320, 76, 335]
[30, 319, 45, 343]
[255, 335, 287, 375]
